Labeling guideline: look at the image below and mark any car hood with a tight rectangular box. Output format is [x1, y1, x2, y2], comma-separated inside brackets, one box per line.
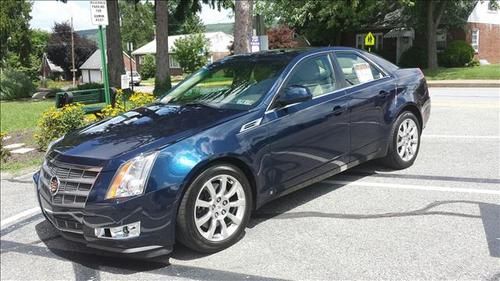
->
[53, 103, 244, 161]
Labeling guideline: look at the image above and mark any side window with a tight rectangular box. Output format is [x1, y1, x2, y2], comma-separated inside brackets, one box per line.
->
[284, 55, 337, 97]
[335, 52, 385, 86]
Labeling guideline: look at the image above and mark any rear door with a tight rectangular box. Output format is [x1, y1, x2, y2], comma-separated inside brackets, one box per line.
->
[334, 51, 396, 161]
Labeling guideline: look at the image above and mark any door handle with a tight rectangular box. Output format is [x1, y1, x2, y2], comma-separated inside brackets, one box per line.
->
[378, 91, 390, 99]
[332, 105, 346, 116]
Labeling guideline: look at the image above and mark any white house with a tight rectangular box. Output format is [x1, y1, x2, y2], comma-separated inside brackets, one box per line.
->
[132, 32, 233, 75]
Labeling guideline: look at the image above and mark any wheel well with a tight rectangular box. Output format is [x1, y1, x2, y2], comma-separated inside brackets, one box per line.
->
[399, 104, 422, 131]
[187, 157, 257, 210]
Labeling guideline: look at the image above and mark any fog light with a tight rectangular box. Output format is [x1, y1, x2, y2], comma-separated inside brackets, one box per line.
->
[95, 221, 140, 239]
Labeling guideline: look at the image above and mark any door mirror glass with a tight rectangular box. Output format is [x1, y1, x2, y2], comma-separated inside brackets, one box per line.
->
[276, 85, 312, 106]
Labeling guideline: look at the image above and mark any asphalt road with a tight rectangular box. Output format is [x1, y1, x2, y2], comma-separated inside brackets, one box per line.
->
[1, 87, 499, 280]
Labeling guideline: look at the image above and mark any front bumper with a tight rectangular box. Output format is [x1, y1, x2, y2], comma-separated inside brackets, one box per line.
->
[34, 171, 174, 258]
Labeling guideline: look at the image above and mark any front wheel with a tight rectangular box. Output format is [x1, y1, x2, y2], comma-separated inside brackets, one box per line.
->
[382, 111, 421, 169]
[176, 164, 252, 253]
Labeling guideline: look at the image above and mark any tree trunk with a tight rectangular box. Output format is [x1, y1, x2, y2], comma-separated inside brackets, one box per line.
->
[154, 0, 171, 96]
[106, 0, 125, 87]
[234, 0, 253, 54]
[426, 0, 445, 70]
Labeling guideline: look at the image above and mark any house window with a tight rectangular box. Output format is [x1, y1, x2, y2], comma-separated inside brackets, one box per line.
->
[471, 30, 479, 53]
[355, 33, 383, 51]
[169, 55, 181, 68]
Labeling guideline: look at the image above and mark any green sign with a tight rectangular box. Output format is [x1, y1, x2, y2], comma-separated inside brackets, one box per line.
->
[365, 32, 375, 47]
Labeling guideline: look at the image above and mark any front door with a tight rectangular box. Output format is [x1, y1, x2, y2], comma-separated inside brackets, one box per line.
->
[263, 53, 350, 192]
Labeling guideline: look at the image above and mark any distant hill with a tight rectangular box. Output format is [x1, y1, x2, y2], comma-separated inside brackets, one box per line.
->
[205, 23, 233, 34]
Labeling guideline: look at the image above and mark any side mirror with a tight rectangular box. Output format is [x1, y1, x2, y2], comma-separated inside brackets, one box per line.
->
[275, 85, 312, 107]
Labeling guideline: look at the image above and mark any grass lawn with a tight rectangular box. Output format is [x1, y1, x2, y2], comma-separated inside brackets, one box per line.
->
[423, 64, 500, 80]
[0, 99, 54, 133]
[1, 99, 54, 172]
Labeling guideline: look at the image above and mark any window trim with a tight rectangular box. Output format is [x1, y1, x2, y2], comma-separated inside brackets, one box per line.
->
[471, 29, 480, 53]
[265, 50, 391, 114]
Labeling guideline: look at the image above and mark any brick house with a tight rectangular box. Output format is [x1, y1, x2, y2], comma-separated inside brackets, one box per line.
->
[340, 0, 500, 64]
[464, 0, 500, 63]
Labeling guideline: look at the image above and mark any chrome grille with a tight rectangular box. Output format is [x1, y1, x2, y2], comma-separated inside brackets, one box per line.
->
[39, 157, 102, 209]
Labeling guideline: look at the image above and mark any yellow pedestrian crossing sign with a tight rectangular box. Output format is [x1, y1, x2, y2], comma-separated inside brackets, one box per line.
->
[365, 32, 375, 46]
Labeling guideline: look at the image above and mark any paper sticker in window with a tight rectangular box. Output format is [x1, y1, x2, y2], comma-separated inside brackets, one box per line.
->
[353, 63, 374, 83]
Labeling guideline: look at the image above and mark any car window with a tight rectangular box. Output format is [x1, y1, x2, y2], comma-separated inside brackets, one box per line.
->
[335, 52, 385, 86]
[284, 54, 337, 97]
[161, 59, 289, 110]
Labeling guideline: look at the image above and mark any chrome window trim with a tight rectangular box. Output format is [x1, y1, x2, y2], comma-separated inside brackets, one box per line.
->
[265, 50, 392, 115]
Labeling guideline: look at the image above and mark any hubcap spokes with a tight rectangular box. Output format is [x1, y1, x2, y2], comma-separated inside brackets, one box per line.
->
[397, 119, 419, 162]
[194, 175, 246, 242]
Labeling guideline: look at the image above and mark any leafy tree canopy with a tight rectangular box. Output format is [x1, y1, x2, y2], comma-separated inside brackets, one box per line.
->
[46, 22, 97, 79]
[0, 0, 32, 68]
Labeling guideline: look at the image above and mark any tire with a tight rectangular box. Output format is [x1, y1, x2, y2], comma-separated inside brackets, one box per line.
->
[382, 111, 421, 169]
[176, 164, 252, 253]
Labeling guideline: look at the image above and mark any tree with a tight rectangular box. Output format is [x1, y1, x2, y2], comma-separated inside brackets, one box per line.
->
[180, 14, 206, 34]
[267, 25, 298, 49]
[31, 29, 50, 60]
[403, 0, 478, 70]
[255, 0, 390, 46]
[47, 22, 97, 79]
[0, 0, 32, 68]
[172, 34, 209, 73]
[106, 0, 125, 88]
[233, 0, 253, 54]
[119, 0, 155, 50]
[154, 0, 172, 96]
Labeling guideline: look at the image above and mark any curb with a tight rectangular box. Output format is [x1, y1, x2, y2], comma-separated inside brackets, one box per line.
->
[427, 81, 500, 88]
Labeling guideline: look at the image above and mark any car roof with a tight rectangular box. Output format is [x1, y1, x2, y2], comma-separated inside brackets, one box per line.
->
[229, 47, 360, 60]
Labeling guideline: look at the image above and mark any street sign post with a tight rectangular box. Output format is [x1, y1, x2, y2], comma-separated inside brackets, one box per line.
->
[90, 0, 111, 105]
[364, 32, 375, 52]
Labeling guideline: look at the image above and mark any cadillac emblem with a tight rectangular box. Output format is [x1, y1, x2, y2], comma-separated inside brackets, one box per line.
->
[49, 176, 60, 195]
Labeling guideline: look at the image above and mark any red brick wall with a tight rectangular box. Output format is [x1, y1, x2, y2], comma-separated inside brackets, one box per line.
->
[465, 23, 500, 63]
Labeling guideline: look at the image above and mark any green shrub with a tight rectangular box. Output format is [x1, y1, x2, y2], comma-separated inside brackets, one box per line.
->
[0, 132, 10, 163]
[399, 46, 428, 69]
[439, 40, 474, 67]
[66, 82, 104, 91]
[99, 89, 155, 118]
[35, 104, 87, 150]
[0, 69, 36, 100]
[140, 54, 156, 79]
[466, 58, 480, 67]
[172, 33, 210, 74]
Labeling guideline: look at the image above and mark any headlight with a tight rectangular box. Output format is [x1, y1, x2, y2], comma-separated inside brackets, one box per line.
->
[105, 152, 159, 199]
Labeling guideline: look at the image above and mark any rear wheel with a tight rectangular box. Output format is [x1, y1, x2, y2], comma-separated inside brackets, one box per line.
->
[382, 111, 421, 169]
[176, 164, 252, 253]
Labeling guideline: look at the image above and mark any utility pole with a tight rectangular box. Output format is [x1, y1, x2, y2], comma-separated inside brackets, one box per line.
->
[71, 17, 76, 87]
[127, 42, 134, 92]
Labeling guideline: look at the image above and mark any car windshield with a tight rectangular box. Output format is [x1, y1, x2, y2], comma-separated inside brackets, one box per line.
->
[160, 57, 289, 110]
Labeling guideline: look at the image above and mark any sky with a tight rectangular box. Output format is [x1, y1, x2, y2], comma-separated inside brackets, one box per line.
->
[30, 0, 233, 32]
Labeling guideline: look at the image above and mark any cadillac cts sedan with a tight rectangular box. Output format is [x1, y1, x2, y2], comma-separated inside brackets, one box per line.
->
[34, 47, 430, 257]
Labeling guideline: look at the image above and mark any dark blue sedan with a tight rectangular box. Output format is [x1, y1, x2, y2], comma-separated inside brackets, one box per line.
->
[34, 47, 431, 257]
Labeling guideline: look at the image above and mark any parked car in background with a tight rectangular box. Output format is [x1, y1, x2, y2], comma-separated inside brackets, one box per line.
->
[127, 71, 141, 86]
[34, 47, 430, 258]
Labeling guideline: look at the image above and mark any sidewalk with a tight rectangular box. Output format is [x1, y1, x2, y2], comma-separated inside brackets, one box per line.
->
[427, 80, 500, 88]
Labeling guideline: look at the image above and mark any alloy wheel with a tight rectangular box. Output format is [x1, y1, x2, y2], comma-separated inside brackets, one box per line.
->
[194, 175, 246, 242]
[396, 118, 419, 162]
